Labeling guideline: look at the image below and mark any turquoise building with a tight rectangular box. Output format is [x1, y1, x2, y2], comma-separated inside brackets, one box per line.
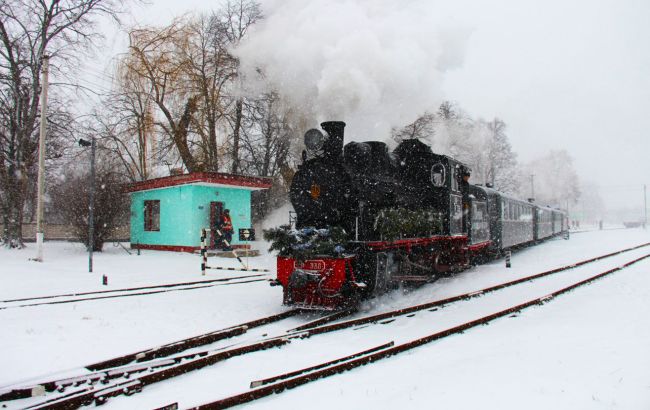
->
[127, 172, 272, 252]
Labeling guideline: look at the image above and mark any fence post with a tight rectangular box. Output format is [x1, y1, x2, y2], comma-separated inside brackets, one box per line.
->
[200, 228, 208, 276]
[505, 250, 512, 268]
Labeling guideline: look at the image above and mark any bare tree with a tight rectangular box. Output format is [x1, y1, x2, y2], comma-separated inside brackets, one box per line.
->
[0, 0, 125, 247]
[432, 101, 475, 163]
[391, 112, 435, 142]
[184, 14, 237, 171]
[238, 92, 297, 221]
[240, 92, 293, 177]
[217, 0, 262, 174]
[118, 3, 261, 176]
[50, 167, 128, 251]
[438, 100, 459, 121]
[93, 69, 156, 183]
[122, 20, 204, 172]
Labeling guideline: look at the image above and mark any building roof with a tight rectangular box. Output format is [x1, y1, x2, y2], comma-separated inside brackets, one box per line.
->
[126, 172, 273, 193]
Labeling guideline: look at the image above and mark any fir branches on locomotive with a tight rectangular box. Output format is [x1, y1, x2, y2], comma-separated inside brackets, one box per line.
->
[264, 225, 348, 261]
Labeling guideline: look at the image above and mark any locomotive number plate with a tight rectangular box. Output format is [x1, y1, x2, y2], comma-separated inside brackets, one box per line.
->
[295, 260, 326, 271]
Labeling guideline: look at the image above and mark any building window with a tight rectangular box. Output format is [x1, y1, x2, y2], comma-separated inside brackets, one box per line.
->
[144, 200, 160, 231]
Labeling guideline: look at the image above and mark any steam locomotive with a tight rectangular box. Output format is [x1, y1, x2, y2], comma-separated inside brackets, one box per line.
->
[272, 121, 567, 310]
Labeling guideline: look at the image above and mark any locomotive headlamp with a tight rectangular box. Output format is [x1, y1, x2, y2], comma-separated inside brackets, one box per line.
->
[310, 183, 321, 200]
[304, 128, 328, 153]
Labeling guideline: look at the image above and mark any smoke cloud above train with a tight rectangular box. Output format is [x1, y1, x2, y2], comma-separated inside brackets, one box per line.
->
[234, 0, 470, 140]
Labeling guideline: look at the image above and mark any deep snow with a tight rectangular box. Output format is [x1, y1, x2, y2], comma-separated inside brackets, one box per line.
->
[1, 227, 649, 409]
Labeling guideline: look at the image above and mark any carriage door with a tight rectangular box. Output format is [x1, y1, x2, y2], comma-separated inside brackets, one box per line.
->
[209, 202, 224, 249]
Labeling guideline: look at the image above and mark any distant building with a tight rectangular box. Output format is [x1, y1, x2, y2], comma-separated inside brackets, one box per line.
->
[127, 172, 272, 252]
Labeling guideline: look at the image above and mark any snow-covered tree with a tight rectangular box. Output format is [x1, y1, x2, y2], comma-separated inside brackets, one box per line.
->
[523, 149, 580, 207]
[483, 118, 520, 194]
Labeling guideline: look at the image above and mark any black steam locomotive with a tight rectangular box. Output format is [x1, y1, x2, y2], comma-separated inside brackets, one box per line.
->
[273, 121, 567, 309]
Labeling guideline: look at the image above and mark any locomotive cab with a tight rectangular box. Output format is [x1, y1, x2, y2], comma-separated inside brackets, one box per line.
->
[392, 139, 471, 237]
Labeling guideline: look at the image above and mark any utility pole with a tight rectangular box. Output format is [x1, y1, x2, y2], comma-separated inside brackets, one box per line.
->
[79, 138, 96, 272]
[530, 174, 535, 199]
[89, 137, 96, 272]
[35, 55, 49, 262]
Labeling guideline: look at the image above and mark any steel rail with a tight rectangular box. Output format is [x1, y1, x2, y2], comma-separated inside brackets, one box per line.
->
[193, 253, 650, 409]
[287, 308, 357, 332]
[25, 339, 292, 410]
[292, 242, 650, 338]
[0, 278, 268, 311]
[0, 310, 300, 402]
[85, 309, 300, 370]
[0, 274, 268, 304]
[249, 342, 395, 388]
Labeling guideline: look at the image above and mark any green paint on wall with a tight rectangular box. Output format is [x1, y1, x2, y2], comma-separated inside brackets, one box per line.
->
[129, 184, 252, 248]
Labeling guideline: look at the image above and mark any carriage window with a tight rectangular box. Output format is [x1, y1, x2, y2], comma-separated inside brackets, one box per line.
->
[430, 163, 446, 187]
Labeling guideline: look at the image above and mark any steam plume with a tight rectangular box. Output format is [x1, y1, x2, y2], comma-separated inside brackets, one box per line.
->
[235, 0, 469, 139]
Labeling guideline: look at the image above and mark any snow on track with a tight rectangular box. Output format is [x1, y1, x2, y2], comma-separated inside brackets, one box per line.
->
[1, 229, 650, 409]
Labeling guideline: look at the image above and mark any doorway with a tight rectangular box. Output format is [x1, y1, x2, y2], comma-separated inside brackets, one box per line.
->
[209, 201, 224, 249]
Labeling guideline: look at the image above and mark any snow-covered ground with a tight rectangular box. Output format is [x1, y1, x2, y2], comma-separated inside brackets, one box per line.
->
[1, 227, 649, 409]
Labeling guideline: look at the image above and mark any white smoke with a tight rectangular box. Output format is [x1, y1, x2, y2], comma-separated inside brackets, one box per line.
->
[234, 0, 470, 140]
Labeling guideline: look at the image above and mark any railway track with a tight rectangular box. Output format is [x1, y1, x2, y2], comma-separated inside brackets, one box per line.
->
[0, 274, 270, 310]
[194, 248, 650, 409]
[3, 243, 649, 409]
[0, 307, 352, 405]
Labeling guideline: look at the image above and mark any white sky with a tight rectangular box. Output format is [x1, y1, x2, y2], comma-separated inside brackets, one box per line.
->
[441, 0, 650, 211]
[92, 0, 649, 212]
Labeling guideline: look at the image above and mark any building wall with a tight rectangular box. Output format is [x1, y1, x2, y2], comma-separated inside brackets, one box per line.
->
[130, 184, 252, 249]
[130, 185, 193, 248]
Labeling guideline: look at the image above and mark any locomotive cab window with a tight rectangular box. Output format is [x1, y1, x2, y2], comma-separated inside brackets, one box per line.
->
[144, 200, 160, 231]
[430, 163, 446, 187]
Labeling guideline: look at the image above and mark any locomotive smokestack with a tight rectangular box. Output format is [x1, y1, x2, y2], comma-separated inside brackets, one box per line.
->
[320, 121, 346, 159]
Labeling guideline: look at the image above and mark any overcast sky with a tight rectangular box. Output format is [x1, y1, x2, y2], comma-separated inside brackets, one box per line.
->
[442, 0, 650, 210]
[94, 0, 649, 211]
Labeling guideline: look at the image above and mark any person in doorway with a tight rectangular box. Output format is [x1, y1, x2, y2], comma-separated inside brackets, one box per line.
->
[219, 209, 234, 251]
